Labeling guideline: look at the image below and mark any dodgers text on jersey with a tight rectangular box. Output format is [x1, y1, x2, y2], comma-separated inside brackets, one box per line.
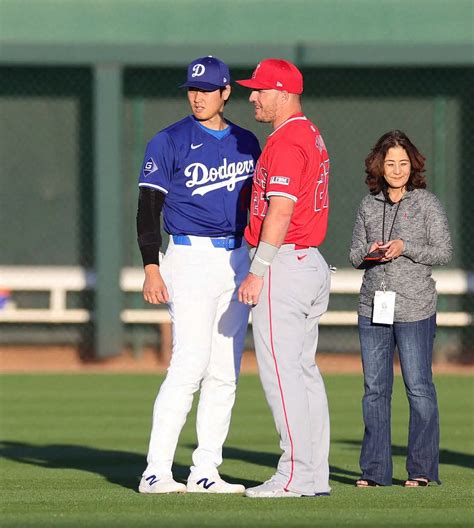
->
[184, 158, 255, 196]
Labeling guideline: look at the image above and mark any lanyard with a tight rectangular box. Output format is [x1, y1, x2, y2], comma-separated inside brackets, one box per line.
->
[382, 200, 401, 243]
[380, 199, 401, 291]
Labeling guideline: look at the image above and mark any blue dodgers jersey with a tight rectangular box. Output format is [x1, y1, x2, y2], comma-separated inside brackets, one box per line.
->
[138, 116, 261, 236]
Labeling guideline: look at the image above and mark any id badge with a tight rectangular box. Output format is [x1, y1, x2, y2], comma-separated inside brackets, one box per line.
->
[372, 290, 396, 325]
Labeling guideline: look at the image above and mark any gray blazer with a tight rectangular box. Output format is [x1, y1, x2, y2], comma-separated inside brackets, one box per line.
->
[349, 189, 453, 322]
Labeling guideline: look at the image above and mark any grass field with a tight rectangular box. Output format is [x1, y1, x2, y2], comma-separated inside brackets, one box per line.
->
[0, 372, 473, 527]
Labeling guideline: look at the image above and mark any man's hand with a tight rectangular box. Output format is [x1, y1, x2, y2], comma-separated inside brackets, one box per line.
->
[238, 273, 264, 306]
[143, 264, 169, 304]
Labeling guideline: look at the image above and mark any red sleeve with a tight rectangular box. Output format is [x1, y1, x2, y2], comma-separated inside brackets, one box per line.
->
[265, 140, 307, 202]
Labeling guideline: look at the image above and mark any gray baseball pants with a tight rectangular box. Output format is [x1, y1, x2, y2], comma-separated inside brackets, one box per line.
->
[251, 244, 331, 495]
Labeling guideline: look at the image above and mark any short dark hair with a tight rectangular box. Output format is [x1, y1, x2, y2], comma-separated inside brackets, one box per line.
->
[365, 130, 427, 195]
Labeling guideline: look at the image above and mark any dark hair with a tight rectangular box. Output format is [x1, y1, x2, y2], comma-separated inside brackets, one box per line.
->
[365, 130, 427, 195]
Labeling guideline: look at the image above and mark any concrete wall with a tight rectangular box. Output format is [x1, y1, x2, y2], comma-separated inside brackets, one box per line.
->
[2, 0, 472, 46]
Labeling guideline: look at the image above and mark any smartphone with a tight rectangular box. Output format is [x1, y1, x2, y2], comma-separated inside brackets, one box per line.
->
[364, 248, 387, 261]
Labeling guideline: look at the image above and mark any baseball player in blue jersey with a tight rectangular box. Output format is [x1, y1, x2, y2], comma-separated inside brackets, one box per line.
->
[136, 56, 261, 494]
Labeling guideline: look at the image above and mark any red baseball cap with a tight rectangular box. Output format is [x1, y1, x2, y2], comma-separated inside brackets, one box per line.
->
[236, 59, 303, 94]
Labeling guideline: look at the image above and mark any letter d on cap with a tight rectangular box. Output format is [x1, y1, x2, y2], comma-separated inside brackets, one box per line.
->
[192, 64, 206, 77]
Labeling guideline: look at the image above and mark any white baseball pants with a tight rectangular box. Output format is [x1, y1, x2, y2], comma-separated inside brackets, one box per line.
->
[143, 237, 250, 479]
[251, 245, 331, 495]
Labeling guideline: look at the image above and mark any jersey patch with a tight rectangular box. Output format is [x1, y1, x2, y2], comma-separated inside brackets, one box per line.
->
[270, 176, 290, 185]
[143, 157, 158, 177]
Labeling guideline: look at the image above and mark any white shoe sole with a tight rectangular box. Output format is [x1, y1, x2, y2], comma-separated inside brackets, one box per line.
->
[245, 489, 302, 498]
[187, 482, 245, 494]
[139, 481, 187, 494]
[139, 487, 186, 494]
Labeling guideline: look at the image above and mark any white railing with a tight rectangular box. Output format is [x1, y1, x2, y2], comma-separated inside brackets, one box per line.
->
[0, 266, 472, 327]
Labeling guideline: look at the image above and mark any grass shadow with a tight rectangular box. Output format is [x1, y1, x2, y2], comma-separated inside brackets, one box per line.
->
[8, 437, 466, 492]
[0, 440, 261, 491]
[339, 439, 474, 471]
[0, 440, 170, 492]
[222, 445, 364, 486]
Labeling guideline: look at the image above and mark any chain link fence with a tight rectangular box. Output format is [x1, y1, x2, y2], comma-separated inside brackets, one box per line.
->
[1, 65, 473, 359]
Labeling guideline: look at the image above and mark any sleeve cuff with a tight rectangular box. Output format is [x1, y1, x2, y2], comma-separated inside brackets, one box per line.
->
[140, 245, 160, 266]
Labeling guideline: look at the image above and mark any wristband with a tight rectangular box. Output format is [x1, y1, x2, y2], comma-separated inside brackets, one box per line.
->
[249, 241, 279, 277]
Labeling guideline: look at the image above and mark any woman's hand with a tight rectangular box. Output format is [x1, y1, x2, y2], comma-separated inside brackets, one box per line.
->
[380, 239, 404, 260]
[369, 240, 385, 253]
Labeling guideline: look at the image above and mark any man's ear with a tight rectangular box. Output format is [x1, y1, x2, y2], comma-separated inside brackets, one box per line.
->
[223, 85, 232, 101]
[280, 90, 290, 104]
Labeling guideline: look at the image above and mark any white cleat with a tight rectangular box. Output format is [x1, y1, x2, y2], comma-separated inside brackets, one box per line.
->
[187, 475, 245, 494]
[139, 475, 186, 494]
[245, 478, 304, 498]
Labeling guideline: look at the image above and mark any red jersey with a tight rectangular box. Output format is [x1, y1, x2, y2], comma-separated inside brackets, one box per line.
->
[245, 112, 330, 247]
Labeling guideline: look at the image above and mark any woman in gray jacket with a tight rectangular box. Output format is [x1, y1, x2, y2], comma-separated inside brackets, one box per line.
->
[349, 130, 452, 488]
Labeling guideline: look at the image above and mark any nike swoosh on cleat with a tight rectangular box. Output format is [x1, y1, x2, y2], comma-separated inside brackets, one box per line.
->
[297, 255, 307, 261]
[190, 143, 203, 149]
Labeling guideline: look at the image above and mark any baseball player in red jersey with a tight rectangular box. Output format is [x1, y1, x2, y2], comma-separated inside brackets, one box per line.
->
[236, 59, 331, 498]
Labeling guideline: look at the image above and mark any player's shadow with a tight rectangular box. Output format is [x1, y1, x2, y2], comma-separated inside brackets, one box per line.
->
[222, 440, 474, 485]
[0, 440, 166, 492]
[220, 445, 361, 486]
[0, 440, 261, 491]
[8, 439, 468, 491]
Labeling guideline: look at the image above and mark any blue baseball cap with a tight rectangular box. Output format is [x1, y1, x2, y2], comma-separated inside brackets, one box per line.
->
[179, 56, 231, 91]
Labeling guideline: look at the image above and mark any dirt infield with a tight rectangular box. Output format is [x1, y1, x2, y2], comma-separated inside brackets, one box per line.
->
[0, 346, 472, 375]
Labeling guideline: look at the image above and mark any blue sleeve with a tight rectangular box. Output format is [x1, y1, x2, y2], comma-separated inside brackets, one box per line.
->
[138, 132, 175, 194]
[253, 137, 262, 163]
[248, 132, 261, 161]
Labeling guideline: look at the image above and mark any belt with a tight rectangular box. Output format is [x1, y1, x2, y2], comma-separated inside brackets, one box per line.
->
[280, 243, 314, 250]
[249, 243, 315, 251]
[172, 234, 243, 251]
[294, 244, 310, 250]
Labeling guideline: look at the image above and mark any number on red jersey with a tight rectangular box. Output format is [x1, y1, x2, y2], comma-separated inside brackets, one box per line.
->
[315, 159, 329, 212]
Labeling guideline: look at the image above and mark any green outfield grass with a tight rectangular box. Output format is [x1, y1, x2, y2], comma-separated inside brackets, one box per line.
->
[0, 372, 473, 527]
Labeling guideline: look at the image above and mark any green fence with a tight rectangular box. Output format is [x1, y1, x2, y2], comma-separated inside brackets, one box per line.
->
[1, 64, 473, 358]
